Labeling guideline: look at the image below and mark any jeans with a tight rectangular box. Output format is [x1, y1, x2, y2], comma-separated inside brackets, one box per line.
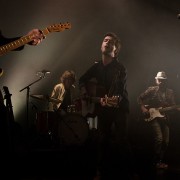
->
[150, 117, 169, 163]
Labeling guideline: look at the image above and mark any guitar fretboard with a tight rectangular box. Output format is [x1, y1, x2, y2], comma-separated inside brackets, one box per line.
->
[0, 23, 71, 57]
[0, 28, 50, 56]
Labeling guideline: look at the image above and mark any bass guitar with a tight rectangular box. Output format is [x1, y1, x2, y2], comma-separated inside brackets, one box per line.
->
[144, 105, 180, 122]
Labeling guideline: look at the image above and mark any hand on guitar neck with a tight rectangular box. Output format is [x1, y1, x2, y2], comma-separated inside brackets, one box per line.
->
[100, 95, 120, 107]
[81, 87, 122, 108]
[81, 93, 120, 108]
[0, 23, 71, 57]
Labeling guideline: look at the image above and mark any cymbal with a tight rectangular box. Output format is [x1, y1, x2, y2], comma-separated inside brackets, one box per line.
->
[30, 94, 60, 103]
[30, 94, 46, 100]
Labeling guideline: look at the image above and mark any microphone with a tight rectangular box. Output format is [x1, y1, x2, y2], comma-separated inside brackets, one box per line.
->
[41, 69, 51, 74]
[36, 69, 51, 78]
[177, 14, 180, 19]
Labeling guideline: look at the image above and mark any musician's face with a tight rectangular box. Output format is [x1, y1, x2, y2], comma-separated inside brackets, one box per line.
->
[101, 36, 116, 57]
[156, 79, 167, 87]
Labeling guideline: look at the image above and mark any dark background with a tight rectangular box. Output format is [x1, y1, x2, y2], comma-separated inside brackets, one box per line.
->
[0, 0, 180, 155]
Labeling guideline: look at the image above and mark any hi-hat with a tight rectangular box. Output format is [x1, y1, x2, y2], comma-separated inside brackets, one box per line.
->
[30, 94, 60, 103]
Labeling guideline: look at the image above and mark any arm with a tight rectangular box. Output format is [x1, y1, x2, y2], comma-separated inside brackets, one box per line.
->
[0, 28, 45, 49]
[137, 87, 156, 116]
[108, 62, 129, 111]
[0, 31, 23, 49]
[50, 84, 65, 110]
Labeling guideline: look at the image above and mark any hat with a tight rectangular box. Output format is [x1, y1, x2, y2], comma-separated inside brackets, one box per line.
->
[155, 71, 167, 80]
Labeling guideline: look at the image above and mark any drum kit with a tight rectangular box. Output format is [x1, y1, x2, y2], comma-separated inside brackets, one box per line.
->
[30, 94, 90, 146]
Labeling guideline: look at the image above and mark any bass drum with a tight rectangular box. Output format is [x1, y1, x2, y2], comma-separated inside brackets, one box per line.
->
[58, 113, 89, 146]
[35, 111, 58, 136]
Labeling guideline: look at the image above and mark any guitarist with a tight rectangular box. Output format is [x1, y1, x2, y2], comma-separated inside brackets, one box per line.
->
[0, 28, 45, 75]
[0, 28, 45, 47]
[0, 28, 45, 152]
[79, 32, 131, 179]
[138, 71, 180, 169]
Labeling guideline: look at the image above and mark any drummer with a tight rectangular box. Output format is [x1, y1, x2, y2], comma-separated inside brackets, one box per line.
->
[49, 70, 80, 115]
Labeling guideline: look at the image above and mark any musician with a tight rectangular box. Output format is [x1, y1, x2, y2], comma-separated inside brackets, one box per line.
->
[0, 28, 45, 152]
[0, 28, 45, 103]
[49, 70, 78, 114]
[137, 71, 180, 169]
[0, 28, 45, 47]
[79, 32, 131, 179]
[0, 28, 45, 94]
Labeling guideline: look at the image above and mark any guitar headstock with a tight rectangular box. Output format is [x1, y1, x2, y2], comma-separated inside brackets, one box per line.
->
[3, 86, 11, 99]
[47, 22, 71, 32]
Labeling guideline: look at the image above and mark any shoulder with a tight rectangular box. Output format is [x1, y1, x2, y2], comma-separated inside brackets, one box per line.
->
[147, 86, 158, 90]
[142, 86, 158, 93]
[54, 83, 64, 89]
[114, 59, 126, 71]
[112, 60, 127, 77]
[87, 60, 102, 70]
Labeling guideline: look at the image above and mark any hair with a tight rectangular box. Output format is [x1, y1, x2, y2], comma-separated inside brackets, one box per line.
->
[103, 32, 121, 57]
[60, 70, 76, 83]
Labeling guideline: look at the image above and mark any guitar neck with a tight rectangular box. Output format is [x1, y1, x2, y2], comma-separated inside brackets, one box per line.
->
[90, 97, 101, 103]
[0, 28, 50, 56]
[160, 105, 179, 112]
[0, 23, 71, 57]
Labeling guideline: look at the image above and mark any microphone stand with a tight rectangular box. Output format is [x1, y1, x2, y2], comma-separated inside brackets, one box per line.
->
[19, 73, 46, 130]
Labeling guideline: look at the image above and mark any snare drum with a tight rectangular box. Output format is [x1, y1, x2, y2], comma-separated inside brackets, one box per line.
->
[58, 113, 89, 145]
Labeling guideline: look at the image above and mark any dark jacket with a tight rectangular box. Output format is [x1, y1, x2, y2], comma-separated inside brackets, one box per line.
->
[79, 59, 129, 113]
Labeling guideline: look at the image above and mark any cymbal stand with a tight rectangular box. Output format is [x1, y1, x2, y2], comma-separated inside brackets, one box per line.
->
[19, 73, 46, 130]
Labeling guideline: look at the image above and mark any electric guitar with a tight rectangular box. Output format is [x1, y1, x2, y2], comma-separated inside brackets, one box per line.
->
[0, 22, 71, 57]
[144, 105, 180, 122]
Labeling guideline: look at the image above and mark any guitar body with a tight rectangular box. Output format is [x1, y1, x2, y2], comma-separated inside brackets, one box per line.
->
[144, 105, 180, 122]
[144, 108, 165, 122]
[81, 80, 119, 117]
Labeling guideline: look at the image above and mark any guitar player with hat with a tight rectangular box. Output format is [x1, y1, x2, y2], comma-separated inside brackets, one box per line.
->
[138, 71, 180, 169]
